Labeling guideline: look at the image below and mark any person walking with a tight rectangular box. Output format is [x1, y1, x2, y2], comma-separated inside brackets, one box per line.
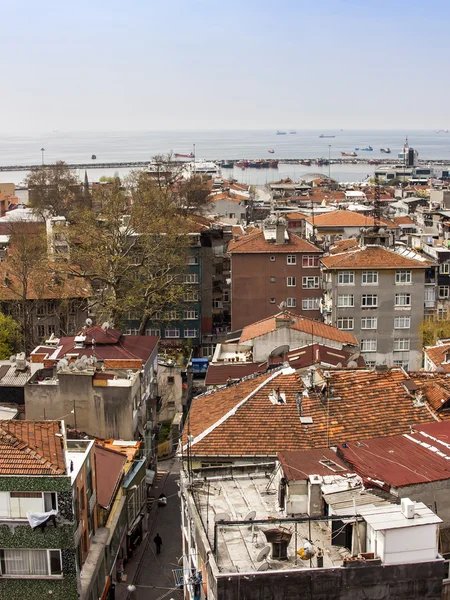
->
[154, 533, 163, 555]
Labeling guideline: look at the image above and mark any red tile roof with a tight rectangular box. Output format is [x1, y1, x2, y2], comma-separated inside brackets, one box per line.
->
[393, 216, 415, 226]
[329, 238, 360, 254]
[205, 363, 273, 386]
[0, 420, 66, 475]
[321, 245, 433, 269]
[304, 210, 399, 228]
[278, 448, 350, 481]
[239, 311, 357, 346]
[424, 343, 450, 373]
[285, 212, 308, 221]
[228, 231, 321, 254]
[338, 422, 450, 488]
[94, 444, 127, 509]
[183, 367, 437, 457]
[287, 344, 365, 369]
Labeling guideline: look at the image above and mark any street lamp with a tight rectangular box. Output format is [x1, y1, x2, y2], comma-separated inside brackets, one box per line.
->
[41, 148, 45, 165]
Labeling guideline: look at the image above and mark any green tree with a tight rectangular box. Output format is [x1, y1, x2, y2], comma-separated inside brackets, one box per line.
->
[0, 313, 21, 358]
[420, 317, 450, 347]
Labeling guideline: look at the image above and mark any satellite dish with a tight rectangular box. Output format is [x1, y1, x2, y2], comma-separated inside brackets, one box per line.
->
[347, 360, 358, 368]
[437, 366, 446, 373]
[9, 355, 16, 363]
[245, 510, 256, 521]
[214, 512, 230, 523]
[257, 561, 269, 571]
[336, 362, 343, 368]
[101, 322, 110, 331]
[256, 546, 271, 562]
[278, 301, 287, 310]
[85, 318, 93, 327]
[75, 360, 84, 371]
[270, 345, 290, 358]
[68, 363, 76, 371]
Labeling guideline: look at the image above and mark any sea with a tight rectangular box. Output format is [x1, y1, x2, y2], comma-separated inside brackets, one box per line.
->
[1, 129, 450, 187]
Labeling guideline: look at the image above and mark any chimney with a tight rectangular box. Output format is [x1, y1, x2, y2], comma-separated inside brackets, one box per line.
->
[275, 219, 286, 245]
[275, 316, 291, 329]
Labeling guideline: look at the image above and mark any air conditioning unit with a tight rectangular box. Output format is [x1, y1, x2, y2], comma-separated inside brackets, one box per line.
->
[401, 498, 415, 519]
[15, 352, 27, 371]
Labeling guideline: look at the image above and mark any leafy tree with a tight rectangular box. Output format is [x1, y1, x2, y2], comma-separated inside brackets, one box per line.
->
[26, 161, 84, 217]
[66, 163, 207, 333]
[420, 316, 450, 347]
[0, 220, 48, 352]
[0, 312, 22, 359]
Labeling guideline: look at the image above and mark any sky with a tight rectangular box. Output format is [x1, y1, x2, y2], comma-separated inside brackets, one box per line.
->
[2, 0, 450, 132]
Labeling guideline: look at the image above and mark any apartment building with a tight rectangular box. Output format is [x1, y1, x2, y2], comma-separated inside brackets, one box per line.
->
[321, 243, 435, 370]
[229, 216, 323, 330]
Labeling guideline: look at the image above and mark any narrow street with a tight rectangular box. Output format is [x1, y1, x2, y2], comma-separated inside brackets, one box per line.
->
[116, 457, 183, 600]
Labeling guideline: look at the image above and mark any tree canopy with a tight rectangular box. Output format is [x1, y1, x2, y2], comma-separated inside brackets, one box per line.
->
[0, 312, 22, 359]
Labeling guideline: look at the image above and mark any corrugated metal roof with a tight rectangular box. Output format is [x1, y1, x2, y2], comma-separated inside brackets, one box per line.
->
[278, 449, 350, 481]
[323, 488, 395, 516]
[362, 502, 442, 530]
[338, 421, 450, 488]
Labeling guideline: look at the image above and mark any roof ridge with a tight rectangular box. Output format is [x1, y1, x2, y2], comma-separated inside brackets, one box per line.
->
[184, 367, 295, 451]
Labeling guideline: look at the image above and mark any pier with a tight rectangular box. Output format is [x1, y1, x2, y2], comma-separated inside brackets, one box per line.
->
[1, 158, 450, 172]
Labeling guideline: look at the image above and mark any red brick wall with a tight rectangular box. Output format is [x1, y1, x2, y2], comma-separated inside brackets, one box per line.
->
[231, 253, 322, 330]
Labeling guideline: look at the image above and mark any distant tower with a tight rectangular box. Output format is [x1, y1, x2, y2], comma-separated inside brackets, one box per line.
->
[84, 170, 89, 196]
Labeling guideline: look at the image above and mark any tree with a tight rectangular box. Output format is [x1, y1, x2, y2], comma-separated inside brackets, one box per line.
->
[26, 161, 84, 218]
[0, 313, 22, 359]
[66, 167, 203, 333]
[420, 316, 450, 347]
[0, 220, 48, 352]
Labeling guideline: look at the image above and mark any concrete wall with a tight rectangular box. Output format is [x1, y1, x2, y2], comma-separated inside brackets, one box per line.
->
[393, 480, 450, 529]
[215, 560, 445, 600]
[324, 268, 425, 370]
[231, 252, 322, 330]
[157, 363, 183, 423]
[25, 372, 139, 439]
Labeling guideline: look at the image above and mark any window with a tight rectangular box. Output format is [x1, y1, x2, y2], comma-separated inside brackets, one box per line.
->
[361, 339, 377, 352]
[440, 263, 450, 275]
[302, 276, 319, 289]
[287, 277, 296, 287]
[395, 293, 411, 307]
[184, 273, 198, 284]
[184, 291, 199, 302]
[223, 290, 230, 302]
[165, 310, 178, 320]
[337, 271, 354, 285]
[394, 360, 409, 369]
[183, 310, 198, 320]
[0, 549, 62, 577]
[438, 308, 449, 320]
[270, 276, 276, 283]
[46, 301, 56, 315]
[361, 317, 377, 329]
[270, 255, 276, 262]
[146, 328, 160, 336]
[361, 294, 378, 308]
[184, 329, 198, 338]
[43, 492, 57, 512]
[394, 316, 411, 329]
[287, 255, 297, 265]
[302, 255, 319, 268]
[286, 298, 296, 308]
[439, 286, 450, 299]
[337, 317, 354, 330]
[302, 298, 320, 310]
[270, 298, 276, 304]
[167, 376, 175, 384]
[396, 270, 412, 284]
[165, 328, 180, 338]
[365, 360, 376, 368]
[188, 256, 199, 265]
[8, 492, 44, 518]
[337, 295, 354, 307]
[362, 271, 378, 285]
[37, 325, 45, 338]
[37, 304, 45, 317]
[125, 328, 139, 335]
[394, 339, 410, 351]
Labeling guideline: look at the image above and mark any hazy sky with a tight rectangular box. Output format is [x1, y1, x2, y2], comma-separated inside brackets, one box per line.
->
[2, 0, 449, 132]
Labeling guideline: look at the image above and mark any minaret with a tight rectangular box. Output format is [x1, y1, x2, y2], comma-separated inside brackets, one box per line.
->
[84, 170, 89, 196]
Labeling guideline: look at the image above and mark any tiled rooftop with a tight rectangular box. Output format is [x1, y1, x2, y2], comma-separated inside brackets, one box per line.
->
[239, 311, 357, 346]
[321, 245, 433, 269]
[183, 367, 437, 457]
[304, 210, 398, 228]
[228, 231, 321, 254]
[0, 420, 66, 475]
[424, 343, 450, 373]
